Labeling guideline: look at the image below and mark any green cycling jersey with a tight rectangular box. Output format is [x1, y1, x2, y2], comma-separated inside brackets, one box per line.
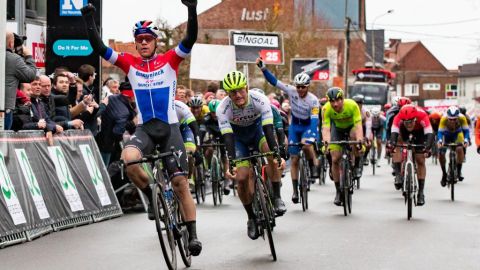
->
[322, 99, 362, 129]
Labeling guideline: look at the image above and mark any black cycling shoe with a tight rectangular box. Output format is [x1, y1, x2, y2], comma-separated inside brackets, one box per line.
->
[440, 173, 447, 187]
[274, 198, 287, 216]
[417, 191, 425, 206]
[147, 204, 155, 221]
[363, 159, 369, 166]
[247, 219, 259, 240]
[334, 191, 343, 206]
[458, 173, 464, 182]
[310, 165, 319, 178]
[188, 238, 202, 256]
[223, 187, 231, 195]
[394, 175, 403, 190]
[291, 191, 299, 204]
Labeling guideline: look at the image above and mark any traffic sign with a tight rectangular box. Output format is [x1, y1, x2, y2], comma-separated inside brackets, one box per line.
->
[290, 58, 329, 81]
[229, 30, 284, 65]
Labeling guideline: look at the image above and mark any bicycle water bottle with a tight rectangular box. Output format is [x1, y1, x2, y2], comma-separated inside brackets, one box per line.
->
[165, 189, 174, 202]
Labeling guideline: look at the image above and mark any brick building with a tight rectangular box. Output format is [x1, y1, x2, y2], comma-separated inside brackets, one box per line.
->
[385, 39, 458, 106]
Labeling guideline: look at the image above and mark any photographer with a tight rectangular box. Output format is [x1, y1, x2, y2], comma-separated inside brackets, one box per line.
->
[4, 31, 36, 130]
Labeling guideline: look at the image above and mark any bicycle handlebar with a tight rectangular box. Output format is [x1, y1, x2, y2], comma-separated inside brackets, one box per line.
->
[328, 140, 363, 145]
[231, 151, 276, 164]
[200, 143, 225, 148]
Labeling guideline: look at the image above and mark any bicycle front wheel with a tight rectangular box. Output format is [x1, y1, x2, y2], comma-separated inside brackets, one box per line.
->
[256, 178, 277, 261]
[340, 159, 349, 216]
[405, 163, 414, 220]
[152, 184, 177, 270]
[211, 157, 219, 206]
[299, 156, 308, 212]
[448, 159, 455, 202]
[175, 199, 192, 268]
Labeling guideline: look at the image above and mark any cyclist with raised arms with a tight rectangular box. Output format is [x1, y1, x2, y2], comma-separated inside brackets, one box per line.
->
[256, 57, 320, 204]
[322, 87, 364, 206]
[80, 0, 202, 255]
[217, 71, 283, 240]
[388, 105, 434, 205]
[437, 106, 470, 186]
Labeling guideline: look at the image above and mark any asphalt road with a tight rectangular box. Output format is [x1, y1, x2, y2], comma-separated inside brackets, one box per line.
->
[2, 147, 480, 270]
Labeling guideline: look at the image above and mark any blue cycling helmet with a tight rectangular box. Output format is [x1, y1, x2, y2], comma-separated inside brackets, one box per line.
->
[133, 20, 159, 37]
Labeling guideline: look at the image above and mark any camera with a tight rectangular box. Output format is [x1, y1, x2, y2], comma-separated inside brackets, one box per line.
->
[13, 33, 27, 56]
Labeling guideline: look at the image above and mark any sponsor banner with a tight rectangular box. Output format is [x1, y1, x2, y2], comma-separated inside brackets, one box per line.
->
[0, 130, 121, 237]
[79, 144, 111, 206]
[14, 149, 50, 220]
[229, 30, 284, 64]
[0, 151, 27, 225]
[60, 0, 88, 16]
[48, 146, 85, 212]
[290, 58, 330, 81]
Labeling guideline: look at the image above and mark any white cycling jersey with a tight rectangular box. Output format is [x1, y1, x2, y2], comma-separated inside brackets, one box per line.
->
[216, 90, 273, 134]
[275, 81, 319, 121]
[174, 100, 195, 125]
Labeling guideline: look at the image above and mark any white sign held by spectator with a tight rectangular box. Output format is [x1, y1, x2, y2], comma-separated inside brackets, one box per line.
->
[190, 44, 236, 81]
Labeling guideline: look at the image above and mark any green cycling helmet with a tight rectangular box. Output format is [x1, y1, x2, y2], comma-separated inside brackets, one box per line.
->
[222, 71, 247, 92]
[208, 99, 221, 113]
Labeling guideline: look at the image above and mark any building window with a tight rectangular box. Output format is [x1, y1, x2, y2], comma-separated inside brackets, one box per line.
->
[26, 0, 47, 19]
[445, 84, 458, 99]
[475, 83, 480, 98]
[7, 0, 15, 20]
[404, 84, 419, 96]
[422, 83, 440, 91]
[396, 84, 402, 96]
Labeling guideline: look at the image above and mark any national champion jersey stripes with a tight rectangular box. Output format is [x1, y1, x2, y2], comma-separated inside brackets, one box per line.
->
[103, 44, 190, 124]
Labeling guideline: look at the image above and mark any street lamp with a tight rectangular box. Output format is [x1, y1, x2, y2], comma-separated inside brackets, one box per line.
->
[371, 9, 393, 68]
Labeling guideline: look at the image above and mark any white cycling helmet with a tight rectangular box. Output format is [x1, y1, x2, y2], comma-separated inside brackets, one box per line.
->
[293, 73, 311, 86]
[371, 107, 381, 117]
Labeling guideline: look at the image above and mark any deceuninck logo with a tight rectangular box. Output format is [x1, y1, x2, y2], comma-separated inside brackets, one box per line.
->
[60, 0, 87, 16]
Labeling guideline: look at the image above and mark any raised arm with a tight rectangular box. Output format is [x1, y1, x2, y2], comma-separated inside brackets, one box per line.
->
[80, 4, 108, 57]
[180, 0, 198, 50]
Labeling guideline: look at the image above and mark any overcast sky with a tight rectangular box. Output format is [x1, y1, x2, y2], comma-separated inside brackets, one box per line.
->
[102, 0, 480, 70]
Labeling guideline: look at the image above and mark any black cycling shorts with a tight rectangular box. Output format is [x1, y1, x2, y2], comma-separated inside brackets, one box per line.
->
[399, 126, 425, 146]
[125, 119, 188, 173]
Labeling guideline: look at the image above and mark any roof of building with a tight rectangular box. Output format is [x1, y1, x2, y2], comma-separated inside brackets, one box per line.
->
[458, 62, 480, 77]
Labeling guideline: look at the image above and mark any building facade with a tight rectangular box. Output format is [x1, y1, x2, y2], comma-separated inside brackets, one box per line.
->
[385, 39, 458, 106]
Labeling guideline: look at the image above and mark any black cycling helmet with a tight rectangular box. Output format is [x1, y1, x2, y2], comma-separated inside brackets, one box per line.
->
[459, 105, 467, 115]
[352, 94, 365, 104]
[326, 87, 344, 101]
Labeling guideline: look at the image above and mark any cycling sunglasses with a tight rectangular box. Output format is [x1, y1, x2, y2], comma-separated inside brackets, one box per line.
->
[403, 118, 416, 125]
[135, 35, 155, 43]
[296, 85, 308, 89]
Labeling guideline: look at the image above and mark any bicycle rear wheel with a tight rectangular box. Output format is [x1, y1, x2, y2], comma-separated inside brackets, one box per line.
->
[256, 178, 277, 261]
[152, 184, 177, 270]
[318, 155, 326, 185]
[405, 163, 413, 220]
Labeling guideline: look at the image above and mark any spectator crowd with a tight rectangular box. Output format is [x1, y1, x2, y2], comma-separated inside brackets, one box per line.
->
[4, 31, 293, 169]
